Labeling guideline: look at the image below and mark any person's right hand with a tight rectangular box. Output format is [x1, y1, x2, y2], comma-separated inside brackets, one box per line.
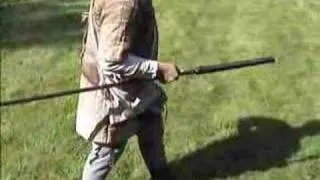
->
[157, 62, 180, 83]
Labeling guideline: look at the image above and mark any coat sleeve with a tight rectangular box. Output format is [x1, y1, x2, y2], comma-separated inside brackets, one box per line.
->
[97, 0, 158, 81]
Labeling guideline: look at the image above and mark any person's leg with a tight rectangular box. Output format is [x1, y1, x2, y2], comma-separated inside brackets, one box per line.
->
[82, 142, 126, 180]
[137, 111, 175, 180]
[82, 119, 140, 180]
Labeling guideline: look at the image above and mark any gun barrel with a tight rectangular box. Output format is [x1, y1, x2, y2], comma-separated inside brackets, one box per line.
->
[0, 57, 276, 107]
[179, 56, 275, 75]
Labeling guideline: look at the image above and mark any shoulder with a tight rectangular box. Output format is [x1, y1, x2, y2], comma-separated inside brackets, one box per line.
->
[99, 0, 138, 17]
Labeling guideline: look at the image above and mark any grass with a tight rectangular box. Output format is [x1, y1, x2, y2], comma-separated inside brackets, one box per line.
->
[1, 0, 320, 179]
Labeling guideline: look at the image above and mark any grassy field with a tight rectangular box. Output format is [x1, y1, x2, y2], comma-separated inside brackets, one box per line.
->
[1, 0, 320, 179]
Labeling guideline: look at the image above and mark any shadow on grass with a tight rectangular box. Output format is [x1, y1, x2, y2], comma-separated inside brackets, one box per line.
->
[1, 1, 88, 49]
[169, 116, 320, 179]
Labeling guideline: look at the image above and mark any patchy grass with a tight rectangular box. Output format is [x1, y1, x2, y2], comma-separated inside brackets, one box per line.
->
[1, 0, 320, 179]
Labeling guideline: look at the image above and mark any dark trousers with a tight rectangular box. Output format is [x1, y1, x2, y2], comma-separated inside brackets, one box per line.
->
[82, 111, 174, 180]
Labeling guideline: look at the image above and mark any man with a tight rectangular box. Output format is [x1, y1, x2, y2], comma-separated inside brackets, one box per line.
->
[76, 0, 179, 179]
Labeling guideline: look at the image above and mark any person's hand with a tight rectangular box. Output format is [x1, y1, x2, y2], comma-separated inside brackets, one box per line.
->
[157, 62, 180, 83]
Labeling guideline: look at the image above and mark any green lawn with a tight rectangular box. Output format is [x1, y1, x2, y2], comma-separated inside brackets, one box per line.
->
[1, 0, 320, 179]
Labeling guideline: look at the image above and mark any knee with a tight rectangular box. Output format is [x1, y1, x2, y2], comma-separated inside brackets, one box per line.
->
[82, 144, 119, 180]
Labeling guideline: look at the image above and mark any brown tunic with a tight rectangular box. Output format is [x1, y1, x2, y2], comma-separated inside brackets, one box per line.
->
[76, 0, 165, 143]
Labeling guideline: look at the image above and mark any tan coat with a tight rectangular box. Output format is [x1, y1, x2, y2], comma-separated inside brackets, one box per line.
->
[76, 0, 165, 143]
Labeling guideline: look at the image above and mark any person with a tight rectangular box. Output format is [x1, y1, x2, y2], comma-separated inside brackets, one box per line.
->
[76, 0, 179, 179]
